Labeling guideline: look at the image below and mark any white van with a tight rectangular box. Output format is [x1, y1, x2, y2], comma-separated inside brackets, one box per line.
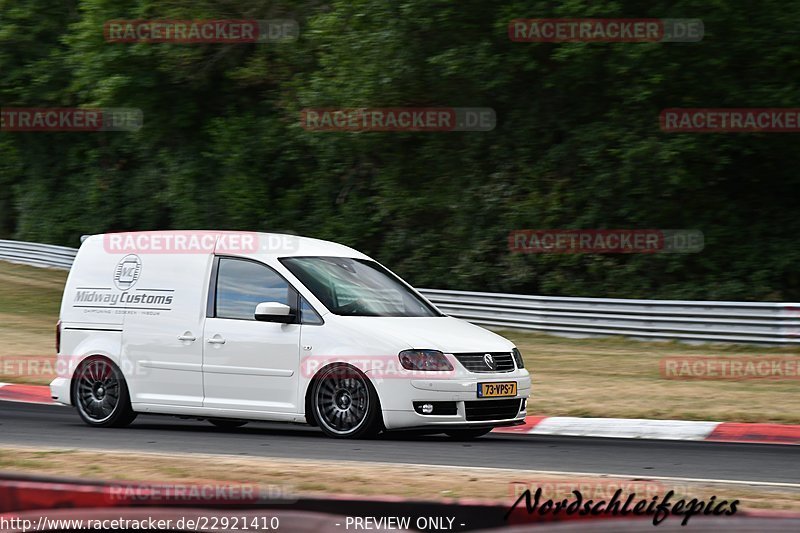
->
[50, 231, 530, 439]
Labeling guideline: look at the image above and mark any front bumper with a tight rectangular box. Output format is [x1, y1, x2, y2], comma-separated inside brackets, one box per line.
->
[371, 371, 531, 430]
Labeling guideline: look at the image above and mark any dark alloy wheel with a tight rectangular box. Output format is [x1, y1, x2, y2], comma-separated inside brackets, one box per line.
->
[445, 428, 493, 440]
[73, 357, 137, 428]
[312, 365, 381, 439]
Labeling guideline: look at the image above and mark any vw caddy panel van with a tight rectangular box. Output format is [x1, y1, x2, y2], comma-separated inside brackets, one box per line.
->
[50, 231, 531, 439]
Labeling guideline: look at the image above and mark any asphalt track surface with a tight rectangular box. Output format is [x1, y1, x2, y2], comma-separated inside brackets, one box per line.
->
[1, 401, 798, 486]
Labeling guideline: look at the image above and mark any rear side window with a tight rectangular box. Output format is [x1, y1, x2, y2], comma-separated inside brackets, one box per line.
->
[216, 258, 290, 320]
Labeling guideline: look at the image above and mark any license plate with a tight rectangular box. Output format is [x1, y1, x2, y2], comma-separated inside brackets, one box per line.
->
[477, 382, 517, 398]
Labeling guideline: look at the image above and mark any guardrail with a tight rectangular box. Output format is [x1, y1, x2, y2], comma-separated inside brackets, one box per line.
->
[1, 239, 798, 344]
[418, 288, 800, 345]
[0, 239, 77, 269]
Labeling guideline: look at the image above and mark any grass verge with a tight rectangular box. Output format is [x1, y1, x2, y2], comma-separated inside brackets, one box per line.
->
[0, 261, 66, 385]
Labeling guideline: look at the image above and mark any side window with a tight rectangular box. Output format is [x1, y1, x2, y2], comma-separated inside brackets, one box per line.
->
[300, 297, 324, 325]
[216, 258, 290, 320]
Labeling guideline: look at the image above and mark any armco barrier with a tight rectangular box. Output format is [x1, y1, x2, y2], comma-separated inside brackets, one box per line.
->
[420, 288, 800, 345]
[1, 238, 799, 345]
[0, 240, 77, 269]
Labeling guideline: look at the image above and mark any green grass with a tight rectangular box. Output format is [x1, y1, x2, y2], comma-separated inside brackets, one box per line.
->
[0, 261, 67, 384]
[0, 261, 66, 317]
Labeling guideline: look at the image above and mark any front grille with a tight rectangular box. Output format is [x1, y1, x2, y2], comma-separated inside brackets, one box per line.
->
[453, 352, 515, 373]
[464, 399, 523, 422]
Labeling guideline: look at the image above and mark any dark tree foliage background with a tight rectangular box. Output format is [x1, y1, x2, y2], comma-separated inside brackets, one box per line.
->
[1, 0, 799, 300]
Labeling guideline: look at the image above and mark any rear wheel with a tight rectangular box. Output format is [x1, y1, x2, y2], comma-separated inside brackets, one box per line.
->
[311, 365, 381, 439]
[445, 428, 493, 440]
[73, 357, 137, 428]
[208, 419, 248, 429]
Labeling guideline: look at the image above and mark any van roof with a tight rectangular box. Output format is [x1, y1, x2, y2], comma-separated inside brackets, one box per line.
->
[85, 231, 371, 260]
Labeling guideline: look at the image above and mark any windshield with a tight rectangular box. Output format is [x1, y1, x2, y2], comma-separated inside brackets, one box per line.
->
[281, 257, 440, 317]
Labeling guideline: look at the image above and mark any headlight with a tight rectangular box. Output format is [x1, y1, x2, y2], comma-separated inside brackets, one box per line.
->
[512, 347, 525, 369]
[398, 349, 453, 371]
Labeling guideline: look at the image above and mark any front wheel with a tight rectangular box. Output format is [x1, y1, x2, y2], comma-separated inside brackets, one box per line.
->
[311, 365, 381, 439]
[73, 357, 137, 428]
[445, 428, 493, 440]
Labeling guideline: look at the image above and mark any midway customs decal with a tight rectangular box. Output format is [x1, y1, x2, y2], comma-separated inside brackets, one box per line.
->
[72, 255, 174, 315]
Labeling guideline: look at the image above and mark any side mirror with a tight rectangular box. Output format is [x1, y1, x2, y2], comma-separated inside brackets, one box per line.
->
[254, 302, 295, 324]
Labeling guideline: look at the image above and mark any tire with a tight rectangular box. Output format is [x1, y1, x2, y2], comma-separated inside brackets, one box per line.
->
[73, 356, 137, 428]
[445, 428, 493, 440]
[311, 364, 381, 439]
[209, 419, 248, 429]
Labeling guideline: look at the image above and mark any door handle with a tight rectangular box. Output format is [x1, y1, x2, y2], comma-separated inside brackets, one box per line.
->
[207, 335, 226, 345]
[177, 334, 196, 342]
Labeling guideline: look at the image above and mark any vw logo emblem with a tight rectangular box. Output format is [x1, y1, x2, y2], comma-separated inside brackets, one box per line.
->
[483, 353, 496, 369]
